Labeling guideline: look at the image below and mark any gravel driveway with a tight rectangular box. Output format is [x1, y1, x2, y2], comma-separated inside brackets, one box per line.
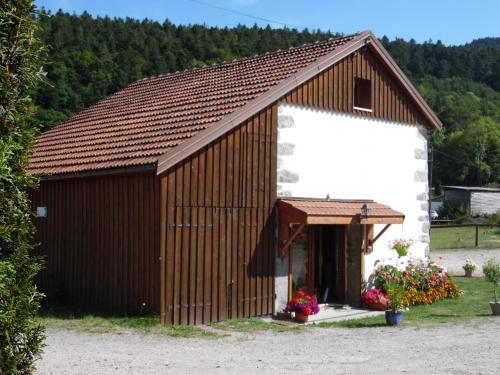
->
[430, 248, 500, 276]
[37, 320, 500, 375]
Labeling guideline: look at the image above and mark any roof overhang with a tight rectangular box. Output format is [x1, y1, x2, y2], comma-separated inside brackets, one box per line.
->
[156, 31, 441, 176]
[35, 164, 156, 181]
[278, 198, 404, 257]
[279, 198, 405, 226]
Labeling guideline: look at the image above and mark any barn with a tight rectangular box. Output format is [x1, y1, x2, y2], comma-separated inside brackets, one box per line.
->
[443, 186, 500, 216]
[29, 31, 442, 325]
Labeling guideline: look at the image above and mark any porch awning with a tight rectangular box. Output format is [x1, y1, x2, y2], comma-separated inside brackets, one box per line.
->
[278, 198, 405, 225]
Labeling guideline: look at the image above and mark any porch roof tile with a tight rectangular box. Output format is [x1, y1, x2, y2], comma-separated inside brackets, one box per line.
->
[279, 198, 405, 225]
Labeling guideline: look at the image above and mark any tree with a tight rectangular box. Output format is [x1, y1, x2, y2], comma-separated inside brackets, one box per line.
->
[435, 118, 500, 186]
[0, 0, 46, 372]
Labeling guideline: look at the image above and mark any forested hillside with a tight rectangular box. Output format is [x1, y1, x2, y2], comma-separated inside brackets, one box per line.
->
[33, 10, 500, 187]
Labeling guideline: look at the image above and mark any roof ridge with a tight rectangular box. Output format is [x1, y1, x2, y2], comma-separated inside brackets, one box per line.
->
[55, 34, 357, 132]
[130, 33, 355, 86]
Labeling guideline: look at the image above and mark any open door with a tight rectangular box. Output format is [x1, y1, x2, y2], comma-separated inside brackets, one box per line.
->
[312, 225, 346, 303]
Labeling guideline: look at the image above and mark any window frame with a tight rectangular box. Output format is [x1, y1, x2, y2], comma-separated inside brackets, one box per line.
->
[353, 77, 372, 112]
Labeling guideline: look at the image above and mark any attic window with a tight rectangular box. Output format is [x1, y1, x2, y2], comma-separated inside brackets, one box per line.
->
[354, 77, 372, 111]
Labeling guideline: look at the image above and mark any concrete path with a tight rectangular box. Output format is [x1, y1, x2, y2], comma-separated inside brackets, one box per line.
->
[430, 248, 500, 276]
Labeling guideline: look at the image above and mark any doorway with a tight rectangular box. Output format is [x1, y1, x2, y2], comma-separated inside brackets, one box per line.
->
[312, 225, 345, 303]
[288, 225, 351, 304]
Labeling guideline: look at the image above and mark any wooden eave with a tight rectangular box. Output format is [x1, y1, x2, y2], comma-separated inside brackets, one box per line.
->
[278, 198, 404, 257]
[156, 31, 441, 176]
[278, 199, 405, 226]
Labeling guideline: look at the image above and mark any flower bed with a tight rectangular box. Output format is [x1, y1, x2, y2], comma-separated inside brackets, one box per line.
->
[371, 259, 460, 307]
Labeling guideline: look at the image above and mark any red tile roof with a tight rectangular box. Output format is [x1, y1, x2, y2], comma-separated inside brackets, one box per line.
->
[279, 198, 405, 224]
[29, 34, 358, 175]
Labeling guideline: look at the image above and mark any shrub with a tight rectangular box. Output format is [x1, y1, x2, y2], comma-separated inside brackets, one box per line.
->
[438, 200, 469, 223]
[481, 213, 500, 225]
[483, 258, 500, 302]
[0, 1, 47, 372]
[385, 279, 405, 312]
[0, 260, 44, 372]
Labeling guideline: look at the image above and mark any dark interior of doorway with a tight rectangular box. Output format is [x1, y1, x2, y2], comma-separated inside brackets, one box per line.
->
[314, 225, 344, 304]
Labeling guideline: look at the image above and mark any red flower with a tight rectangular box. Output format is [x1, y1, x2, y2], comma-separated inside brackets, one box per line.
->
[292, 298, 299, 303]
[304, 295, 312, 300]
[303, 307, 312, 316]
[296, 291, 305, 298]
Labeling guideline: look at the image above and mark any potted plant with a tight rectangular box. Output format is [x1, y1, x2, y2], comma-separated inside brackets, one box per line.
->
[462, 259, 477, 277]
[385, 279, 405, 326]
[390, 238, 413, 257]
[363, 288, 389, 311]
[284, 291, 320, 323]
[482, 258, 500, 315]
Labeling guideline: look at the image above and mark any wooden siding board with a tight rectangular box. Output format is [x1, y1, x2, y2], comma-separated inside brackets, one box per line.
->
[211, 207, 219, 321]
[282, 48, 424, 125]
[203, 206, 213, 323]
[32, 172, 161, 316]
[230, 207, 238, 318]
[160, 177, 167, 323]
[188, 206, 198, 325]
[195, 207, 205, 323]
[219, 208, 227, 321]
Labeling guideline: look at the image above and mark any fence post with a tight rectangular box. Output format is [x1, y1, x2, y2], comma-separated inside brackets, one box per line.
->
[475, 225, 479, 247]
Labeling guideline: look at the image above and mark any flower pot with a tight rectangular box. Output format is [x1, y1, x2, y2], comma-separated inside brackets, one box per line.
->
[464, 269, 473, 277]
[385, 310, 404, 326]
[490, 302, 500, 316]
[294, 312, 309, 323]
[367, 301, 388, 311]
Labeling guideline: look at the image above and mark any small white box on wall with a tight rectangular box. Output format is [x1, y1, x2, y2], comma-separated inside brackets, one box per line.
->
[36, 207, 47, 218]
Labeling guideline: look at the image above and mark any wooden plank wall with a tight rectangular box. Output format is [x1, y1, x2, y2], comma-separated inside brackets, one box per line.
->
[283, 46, 427, 125]
[161, 105, 277, 325]
[32, 171, 161, 314]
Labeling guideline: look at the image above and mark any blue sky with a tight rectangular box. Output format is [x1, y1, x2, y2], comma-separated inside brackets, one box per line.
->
[36, 0, 499, 45]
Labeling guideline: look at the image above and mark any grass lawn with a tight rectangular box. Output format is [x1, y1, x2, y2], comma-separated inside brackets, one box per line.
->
[38, 314, 218, 338]
[316, 277, 495, 328]
[431, 226, 500, 249]
[39, 278, 496, 335]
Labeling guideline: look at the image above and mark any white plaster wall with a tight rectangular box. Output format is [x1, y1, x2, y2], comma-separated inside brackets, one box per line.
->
[277, 103, 430, 288]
